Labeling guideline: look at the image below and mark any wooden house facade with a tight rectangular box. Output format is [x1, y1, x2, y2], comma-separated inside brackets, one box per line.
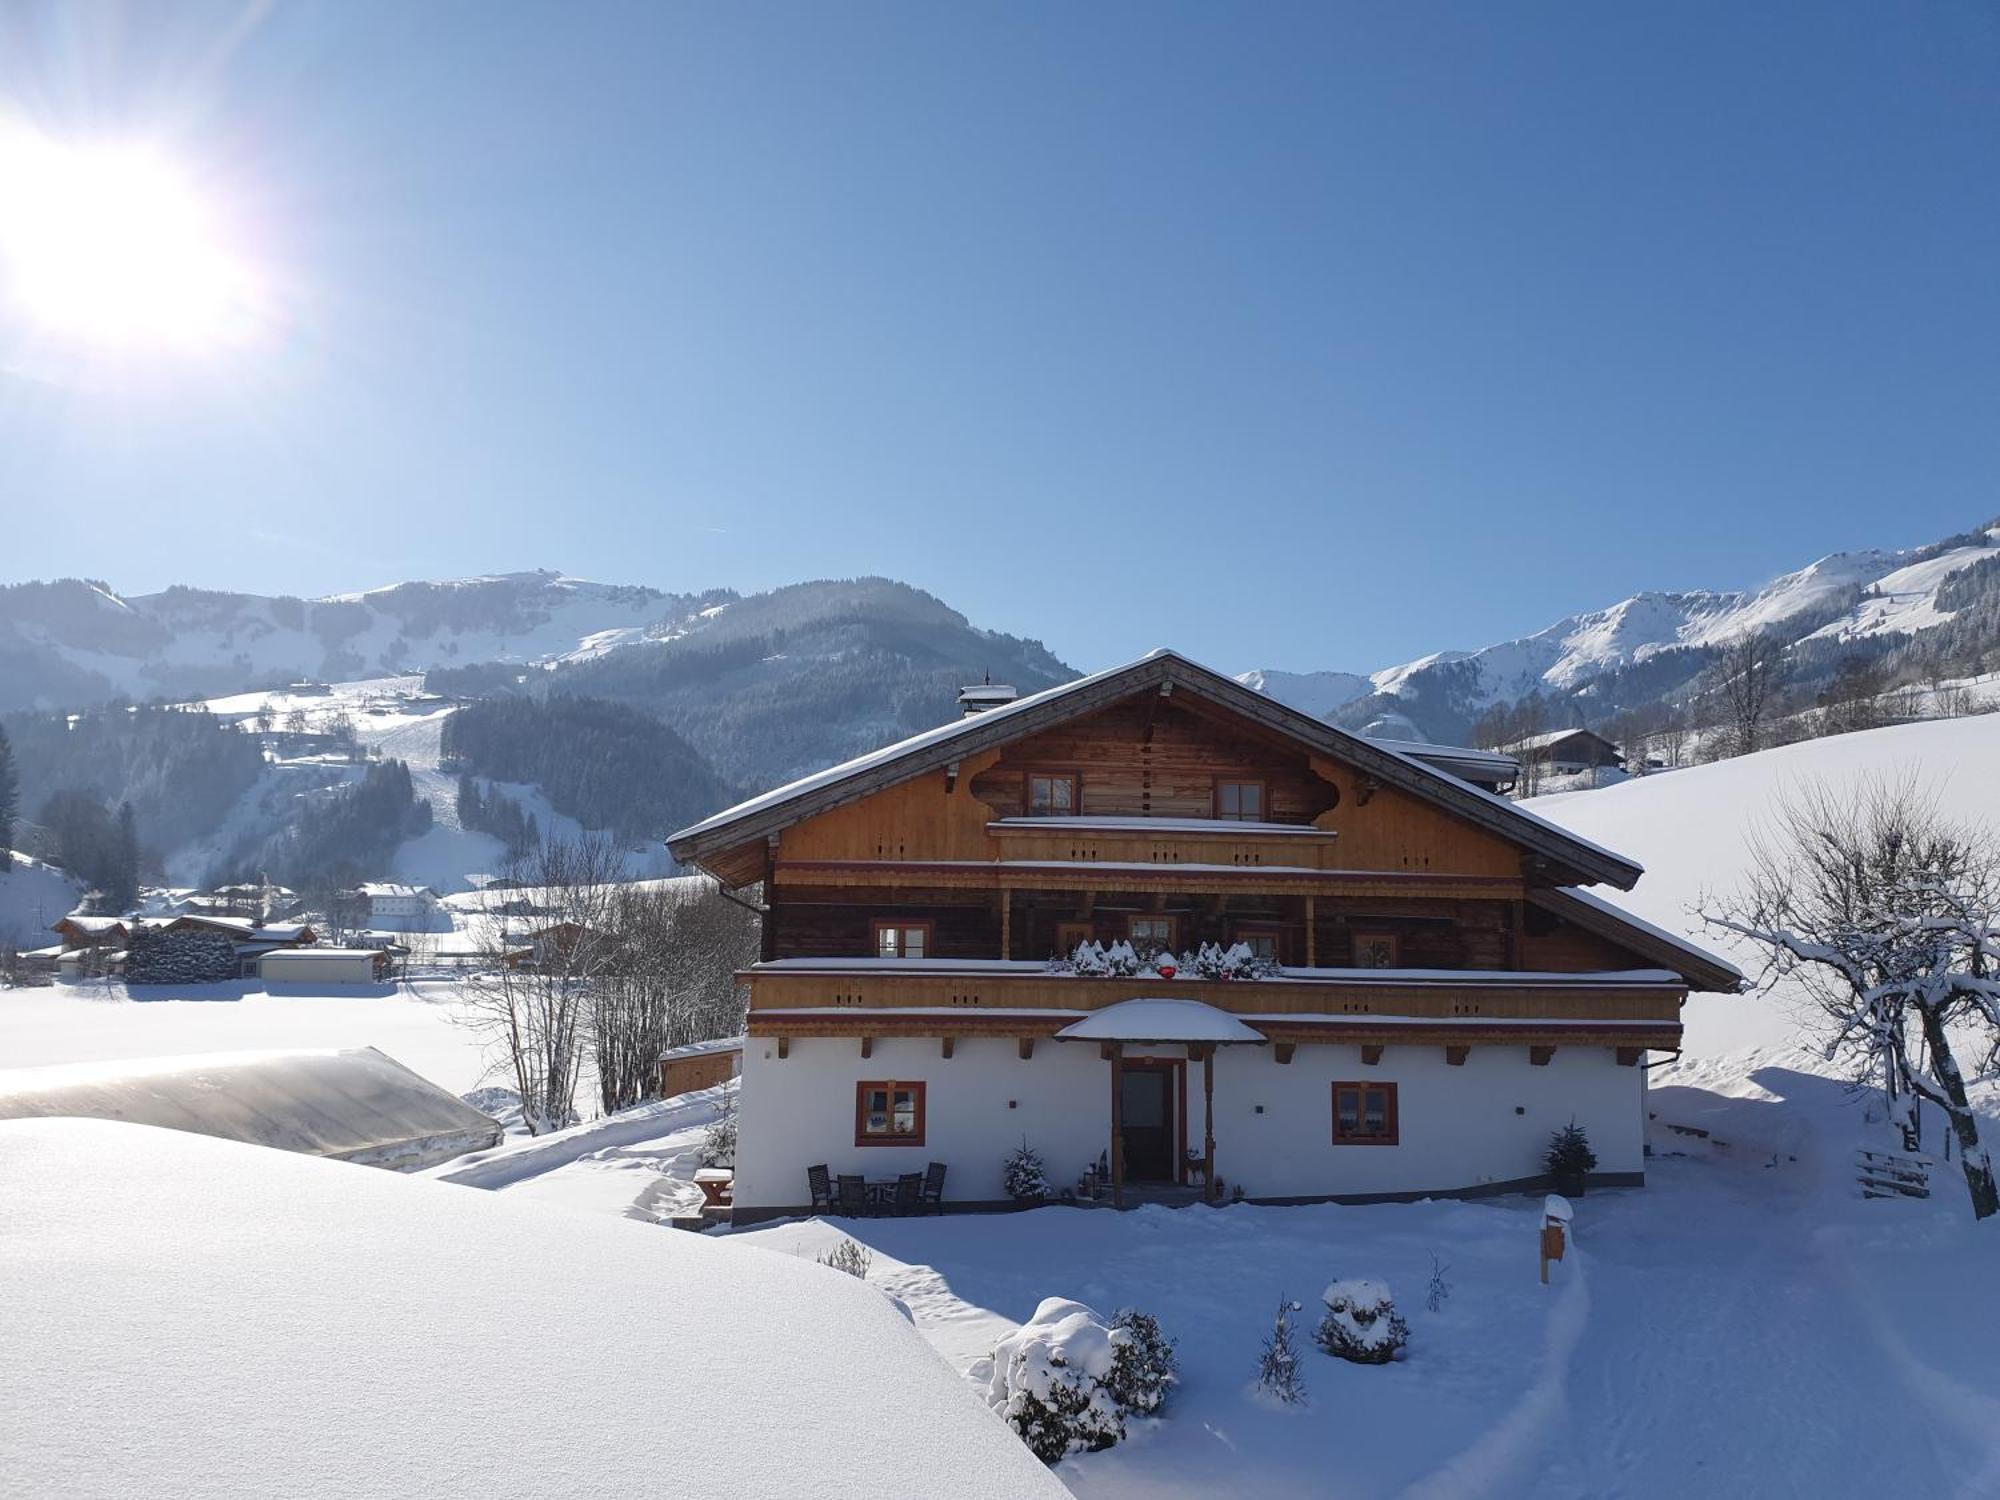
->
[667, 650, 1738, 1220]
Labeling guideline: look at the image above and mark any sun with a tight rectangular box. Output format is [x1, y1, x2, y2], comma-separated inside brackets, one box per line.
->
[0, 125, 269, 355]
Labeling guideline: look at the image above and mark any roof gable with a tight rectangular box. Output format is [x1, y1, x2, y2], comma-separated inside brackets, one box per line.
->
[668, 650, 1643, 889]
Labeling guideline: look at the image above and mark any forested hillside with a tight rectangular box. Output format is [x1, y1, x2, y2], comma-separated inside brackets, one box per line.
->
[441, 696, 737, 844]
[251, 759, 432, 891]
[3, 704, 266, 865]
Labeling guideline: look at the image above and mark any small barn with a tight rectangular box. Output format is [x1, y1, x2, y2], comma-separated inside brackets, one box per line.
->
[0, 1047, 502, 1171]
[258, 948, 391, 985]
[1504, 727, 1624, 775]
[658, 1035, 744, 1098]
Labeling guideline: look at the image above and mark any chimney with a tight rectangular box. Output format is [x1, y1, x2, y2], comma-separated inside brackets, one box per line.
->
[957, 681, 1019, 718]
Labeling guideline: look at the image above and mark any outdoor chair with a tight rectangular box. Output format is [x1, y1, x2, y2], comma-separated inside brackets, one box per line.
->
[918, 1161, 947, 1214]
[836, 1174, 869, 1217]
[807, 1163, 835, 1213]
[891, 1172, 923, 1216]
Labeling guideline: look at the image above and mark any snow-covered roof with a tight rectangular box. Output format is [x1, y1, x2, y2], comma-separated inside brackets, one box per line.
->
[1055, 999, 1269, 1044]
[0, 1118, 1070, 1499]
[667, 649, 1644, 891]
[659, 1034, 746, 1061]
[0, 1048, 500, 1170]
[358, 883, 437, 899]
[1502, 727, 1621, 754]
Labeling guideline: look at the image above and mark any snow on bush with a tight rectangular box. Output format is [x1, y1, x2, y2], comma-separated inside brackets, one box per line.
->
[977, 1298, 1176, 1464]
[701, 1085, 738, 1168]
[1314, 1279, 1409, 1364]
[1254, 1297, 1307, 1405]
[1004, 1140, 1051, 1201]
[1050, 939, 1147, 978]
[1103, 1308, 1177, 1415]
[1184, 940, 1280, 981]
[817, 1237, 871, 1279]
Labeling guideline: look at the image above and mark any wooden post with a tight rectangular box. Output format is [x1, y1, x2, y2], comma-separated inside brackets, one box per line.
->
[1304, 895, 1317, 968]
[1202, 1045, 1216, 1204]
[999, 892, 1012, 961]
[1110, 1044, 1125, 1210]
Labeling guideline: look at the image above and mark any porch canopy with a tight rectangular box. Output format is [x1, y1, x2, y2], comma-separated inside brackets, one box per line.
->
[1057, 999, 1263, 1207]
[1054, 997, 1267, 1047]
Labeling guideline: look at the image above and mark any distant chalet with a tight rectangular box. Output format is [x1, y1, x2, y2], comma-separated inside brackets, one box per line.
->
[668, 649, 1738, 1219]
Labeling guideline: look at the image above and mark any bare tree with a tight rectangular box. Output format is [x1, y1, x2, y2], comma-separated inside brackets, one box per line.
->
[462, 834, 624, 1134]
[1702, 777, 2000, 1219]
[592, 877, 759, 1114]
[1713, 633, 1783, 757]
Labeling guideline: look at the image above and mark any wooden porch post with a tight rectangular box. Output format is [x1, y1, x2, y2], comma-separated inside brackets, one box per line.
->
[999, 890, 1012, 961]
[1110, 1043, 1125, 1210]
[1202, 1045, 1216, 1205]
[1304, 895, 1317, 968]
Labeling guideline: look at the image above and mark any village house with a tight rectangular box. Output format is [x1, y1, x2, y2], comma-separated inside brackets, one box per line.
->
[666, 649, 1739, 1221]
[1502, 727, 1625, 777]
[356, 883, 443, 930]
[163, 915, 320, 978]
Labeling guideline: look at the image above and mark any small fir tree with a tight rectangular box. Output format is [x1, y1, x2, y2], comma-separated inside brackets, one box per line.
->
[1256, 1297, 1307, 1405]
[1543, 1119, 1598, 1182]
[1004, 1139, 1051, 1201]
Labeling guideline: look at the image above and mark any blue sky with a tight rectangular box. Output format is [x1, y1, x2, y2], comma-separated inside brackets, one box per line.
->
[2, 2, 1996, 674]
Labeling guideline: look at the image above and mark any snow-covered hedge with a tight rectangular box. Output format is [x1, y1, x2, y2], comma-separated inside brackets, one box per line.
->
[124, 931, 237, 986]
[1314, 1279, 1409, 1365]
[976, 1299, 1177, 1464]
[1047, 939, 1281, 981]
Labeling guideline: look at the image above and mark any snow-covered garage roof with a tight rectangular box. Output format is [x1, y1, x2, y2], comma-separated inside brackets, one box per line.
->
[0, 1118, 1070, 1500]
[0, 1047, 501, 1171]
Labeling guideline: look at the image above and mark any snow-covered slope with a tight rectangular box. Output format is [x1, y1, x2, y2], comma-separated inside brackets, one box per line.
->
[1242, 523, 2000, 741]
[0, 571, 716, 709]
[1526, 711, 2000, 1057]
[0, 852, 83, 947]
[0, 1117, 1068, 1500]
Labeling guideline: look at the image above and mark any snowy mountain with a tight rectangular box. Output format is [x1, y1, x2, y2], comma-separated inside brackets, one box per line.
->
[0, 571, 726, 712]
[1242, 522, 2000, 744]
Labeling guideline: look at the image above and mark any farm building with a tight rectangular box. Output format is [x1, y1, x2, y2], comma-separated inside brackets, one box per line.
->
[258, 948, 392, 985]
[659, 1035, 744, 1097]
[0, 1048, 502, 1171]
[1502, 727, 1625, 775]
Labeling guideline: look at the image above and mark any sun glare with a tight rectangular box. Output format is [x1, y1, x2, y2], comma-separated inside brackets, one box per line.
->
[0, 126, 269, 355]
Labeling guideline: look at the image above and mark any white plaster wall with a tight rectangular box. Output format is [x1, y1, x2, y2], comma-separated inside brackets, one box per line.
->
[734, 1037, 1111, 1209]
[1210, 1043, 1646, 1199]
[734, 1037, 1647, 1210]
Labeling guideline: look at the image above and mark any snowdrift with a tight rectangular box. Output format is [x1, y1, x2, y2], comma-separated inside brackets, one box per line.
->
[0, 1117, 1068, 1500]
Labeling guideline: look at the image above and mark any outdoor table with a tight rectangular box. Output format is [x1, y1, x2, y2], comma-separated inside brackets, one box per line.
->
[694, 1168, 734, 1209]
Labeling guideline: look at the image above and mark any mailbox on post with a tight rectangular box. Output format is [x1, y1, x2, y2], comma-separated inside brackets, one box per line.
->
[1540, 1193, 1573, 1285]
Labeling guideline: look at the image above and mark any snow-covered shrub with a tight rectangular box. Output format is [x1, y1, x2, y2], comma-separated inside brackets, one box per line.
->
[700, 1085, 737, 1167]
[1103, 1309, 1177, 1415]
[1255, 1297, 1307, 1405]
[1314, 1280, 1409, 1364]
[817, 1238, 871, 1279]
[1048, 939, 1147, 978]
[979, 1298, 1127, 1464]
[1184, 941, 1281, 981]
[124, 930, 237, 985]
[1004, 1140, 1051, 1201]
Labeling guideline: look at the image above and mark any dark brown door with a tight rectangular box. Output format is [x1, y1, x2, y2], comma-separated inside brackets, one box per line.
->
[1119, 1067, 1174, 1182]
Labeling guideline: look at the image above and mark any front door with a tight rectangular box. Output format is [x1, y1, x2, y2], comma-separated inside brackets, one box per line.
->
[1119, 1064, 1176, 1182]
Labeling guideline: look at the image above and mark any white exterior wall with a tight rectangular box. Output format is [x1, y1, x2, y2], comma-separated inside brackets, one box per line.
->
[733, 1034, 1647, 1213]
[734, 1036, 1110, 1209]
[258, 951, 381, 985]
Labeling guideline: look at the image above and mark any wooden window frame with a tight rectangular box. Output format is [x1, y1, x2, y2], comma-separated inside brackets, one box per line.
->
[1024, 770, 1081, 818]
[1350, 930, 1400, 969]
[1230, 922, 1285, 965]
[855, 1080, 927, 1147]
[872, 919, 934, 960]
[1213, 777, 1268, 823]
[1054, 920, 1094, 955]
[1125, 913, 1178, 951]
[1331, 1081, 1399, 1146]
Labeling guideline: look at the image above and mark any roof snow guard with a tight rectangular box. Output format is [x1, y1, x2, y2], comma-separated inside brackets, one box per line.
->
[667, 649, 1644, 890]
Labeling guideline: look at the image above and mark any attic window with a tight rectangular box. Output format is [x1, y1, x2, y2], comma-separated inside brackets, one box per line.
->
[1028, 773, 1077, 816]
[1215, 780, 1265, 821]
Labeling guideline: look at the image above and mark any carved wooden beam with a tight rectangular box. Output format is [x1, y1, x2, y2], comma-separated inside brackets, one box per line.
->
[860, 1035, 873, 1059]
[1615, 1046, 1644, 1067]
[1018, 1037, 1035, 1061]
[776, 1036, 789, 1060]
[1445, 1044, 1469, 1066]
[941, 1035, 955, 1060]
[1529, 1045, 1555, 1066]
[1273, 1042, 1295, 1065]
[1361, 1044, 1384, 1067]
[1356, 774, 1381, 807]
[1099, 1041, 1119, 1062]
